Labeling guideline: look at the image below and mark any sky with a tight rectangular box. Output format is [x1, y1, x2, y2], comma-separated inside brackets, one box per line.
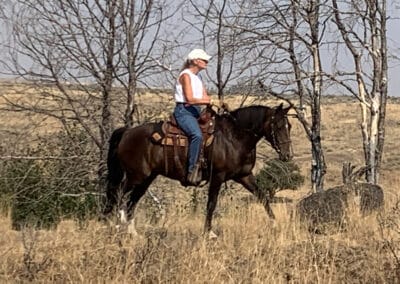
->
[386, 10, 400, 97]
[0, 3, 399, 97]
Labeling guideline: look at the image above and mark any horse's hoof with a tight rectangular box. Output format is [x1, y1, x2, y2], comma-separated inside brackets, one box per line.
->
[127, 223, 139, 236]
[118, 209, 128, 223]
[208, 230, 218, 240]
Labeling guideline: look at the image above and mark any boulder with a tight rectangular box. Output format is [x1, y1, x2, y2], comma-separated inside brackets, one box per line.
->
[297, 183, 384, 234]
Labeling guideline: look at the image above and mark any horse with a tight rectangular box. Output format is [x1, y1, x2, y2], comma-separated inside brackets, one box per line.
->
[104, 103, 293, 236]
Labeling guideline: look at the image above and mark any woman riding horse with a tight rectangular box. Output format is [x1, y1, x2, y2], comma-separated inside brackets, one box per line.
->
[104, 103, 293, 236]
[173, 48, 213, 186]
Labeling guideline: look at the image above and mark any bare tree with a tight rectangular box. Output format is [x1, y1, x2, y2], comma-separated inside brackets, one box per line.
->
[331, 0, 388, 184]
[185, 0, 266, 102]
[222, 0, 330, 192]
[1, 0, 176, 186]
[116, 0, 177, 127]
[0, 1, 5, 18]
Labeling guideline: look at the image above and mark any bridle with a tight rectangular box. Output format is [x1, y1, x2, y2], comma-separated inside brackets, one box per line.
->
[269, 114, 292, 156]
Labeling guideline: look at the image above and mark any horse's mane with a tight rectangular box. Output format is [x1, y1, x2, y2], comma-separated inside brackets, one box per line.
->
[214, 111, 238, 132]
[229, 105, 272, 135]
[211, 105, 273, 142]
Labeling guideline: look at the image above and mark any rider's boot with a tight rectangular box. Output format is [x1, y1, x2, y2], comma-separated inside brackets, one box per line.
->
[186, 163, 202, 186]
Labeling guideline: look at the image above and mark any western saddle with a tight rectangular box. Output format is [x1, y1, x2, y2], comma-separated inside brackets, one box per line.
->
[151, 108, 215, 178]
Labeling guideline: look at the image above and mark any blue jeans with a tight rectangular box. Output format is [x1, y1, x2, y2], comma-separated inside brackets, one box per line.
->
[173, 104, 202, 173]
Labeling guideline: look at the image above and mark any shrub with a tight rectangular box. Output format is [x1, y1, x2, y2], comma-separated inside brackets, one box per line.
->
[356, 183, 384, 215]
[297, 163, 385, 234]
[0, 126, 98, 230]
[297, 183, 384, 234]
[0, 159, 60, 229]
[296, 186, 348, 234]
[256, 159, 304, 196]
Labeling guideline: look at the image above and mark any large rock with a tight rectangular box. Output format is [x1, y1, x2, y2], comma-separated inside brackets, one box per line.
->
[355, 183, 384, 214]
[296, 183, 384, 234]
[296, 186, 348, 233]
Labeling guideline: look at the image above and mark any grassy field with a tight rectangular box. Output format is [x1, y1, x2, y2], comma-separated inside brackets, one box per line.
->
[1, 82, 400, 282]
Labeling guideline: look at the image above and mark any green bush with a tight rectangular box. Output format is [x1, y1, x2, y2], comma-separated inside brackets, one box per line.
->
[256, 159, 304, 194]
[0, 157, 61, 229]
[42, 127, 98, 223]
[0, 161, 15, 215]
[0, 126, 99, 230]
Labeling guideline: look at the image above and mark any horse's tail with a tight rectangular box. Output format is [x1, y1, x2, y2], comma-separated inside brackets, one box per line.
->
[103, 127, 127, 215]
[107, 127, 127, 185]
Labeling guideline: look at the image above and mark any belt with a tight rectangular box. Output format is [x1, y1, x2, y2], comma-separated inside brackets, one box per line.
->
[176, 102, 191, 107]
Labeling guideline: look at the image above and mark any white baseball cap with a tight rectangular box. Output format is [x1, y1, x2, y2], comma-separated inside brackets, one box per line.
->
[186, 49, 212, 61]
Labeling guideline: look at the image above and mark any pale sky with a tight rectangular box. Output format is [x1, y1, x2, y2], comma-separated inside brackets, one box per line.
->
[387, 13, 400, 97]
[0, 5, 399, 97]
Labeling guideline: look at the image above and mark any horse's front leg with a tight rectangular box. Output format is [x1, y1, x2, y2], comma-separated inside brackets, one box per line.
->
[204, 176, 223, 238]
[234, 174, 275, 219]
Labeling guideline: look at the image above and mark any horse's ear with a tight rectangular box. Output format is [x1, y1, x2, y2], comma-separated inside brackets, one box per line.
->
[276, 103, 289, 113]
[275, 103, 291, 116]
[283, 105, 291, 114]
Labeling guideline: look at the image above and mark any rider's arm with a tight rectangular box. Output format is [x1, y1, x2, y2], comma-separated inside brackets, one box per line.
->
[180, 74, 211, 105]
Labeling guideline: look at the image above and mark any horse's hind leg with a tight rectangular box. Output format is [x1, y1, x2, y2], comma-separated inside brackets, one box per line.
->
[234, 174, 275, 219]
[121, 174, 157, 235]
[102, 181, 122, 216]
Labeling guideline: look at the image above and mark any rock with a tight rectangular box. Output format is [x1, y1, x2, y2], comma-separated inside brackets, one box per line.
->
[296, 186, 348, 233]
[355, 183, 384, 215]
[296, 183, 384, 234]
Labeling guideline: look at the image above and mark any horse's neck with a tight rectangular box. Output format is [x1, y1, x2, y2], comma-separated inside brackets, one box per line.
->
[216, 116, 262, 149]
[233, 115, 249, 129]
[233, 111, 267, 138]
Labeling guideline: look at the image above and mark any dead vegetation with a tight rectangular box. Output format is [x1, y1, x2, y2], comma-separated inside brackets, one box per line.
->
[1, 81, 400, 282]
[297, 163, 385, 234]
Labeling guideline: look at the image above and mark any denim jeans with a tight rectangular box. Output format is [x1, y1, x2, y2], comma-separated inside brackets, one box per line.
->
[173, 104, 202, 173]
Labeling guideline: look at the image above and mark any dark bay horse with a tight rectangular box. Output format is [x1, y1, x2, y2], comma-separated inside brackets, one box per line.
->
[104, 103, 293, 236]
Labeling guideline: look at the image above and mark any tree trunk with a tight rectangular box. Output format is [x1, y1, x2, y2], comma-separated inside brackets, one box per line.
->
[332, 0, 388, 185]
[98, 0, 117, 206]
[309, 0, 326, 192]
[375, 0, 388, 183]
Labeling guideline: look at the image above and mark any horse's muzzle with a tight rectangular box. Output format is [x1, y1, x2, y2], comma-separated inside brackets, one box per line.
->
[279, 152, 293, 162]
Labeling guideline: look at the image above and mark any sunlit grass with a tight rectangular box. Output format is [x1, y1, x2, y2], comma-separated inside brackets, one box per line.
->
[1, 82, 400, 282]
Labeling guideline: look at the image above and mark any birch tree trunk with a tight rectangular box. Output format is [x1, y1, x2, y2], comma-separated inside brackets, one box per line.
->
[332, 0, 388, 184]
[309, 0, 326, 192]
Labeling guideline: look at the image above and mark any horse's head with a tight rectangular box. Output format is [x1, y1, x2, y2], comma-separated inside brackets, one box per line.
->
[227, 104, 293, 161]
[265, 104, 293, 161]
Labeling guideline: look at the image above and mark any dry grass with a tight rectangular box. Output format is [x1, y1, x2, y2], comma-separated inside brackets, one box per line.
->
[1, 82, 400, 282]
[1, 202, 399, 282]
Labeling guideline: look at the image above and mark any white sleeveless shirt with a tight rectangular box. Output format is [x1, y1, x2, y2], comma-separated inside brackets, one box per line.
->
[174, 69, 205, 103]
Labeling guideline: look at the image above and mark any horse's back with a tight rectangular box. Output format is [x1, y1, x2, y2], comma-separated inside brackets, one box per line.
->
[118, 122, 162, 162]
[116, 121, 192, 180]
[120, 122, 159, 143]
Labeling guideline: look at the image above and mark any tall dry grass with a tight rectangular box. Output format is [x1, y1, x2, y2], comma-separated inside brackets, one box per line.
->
[1, 194, 399, 282]
[1, 82, 400, 282]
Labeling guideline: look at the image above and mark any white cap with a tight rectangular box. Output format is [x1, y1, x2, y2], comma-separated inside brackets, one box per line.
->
[186, 49, 212, 61]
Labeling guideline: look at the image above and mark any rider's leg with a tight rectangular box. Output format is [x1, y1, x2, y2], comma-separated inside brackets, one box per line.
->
[173, 104, 202, 184]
